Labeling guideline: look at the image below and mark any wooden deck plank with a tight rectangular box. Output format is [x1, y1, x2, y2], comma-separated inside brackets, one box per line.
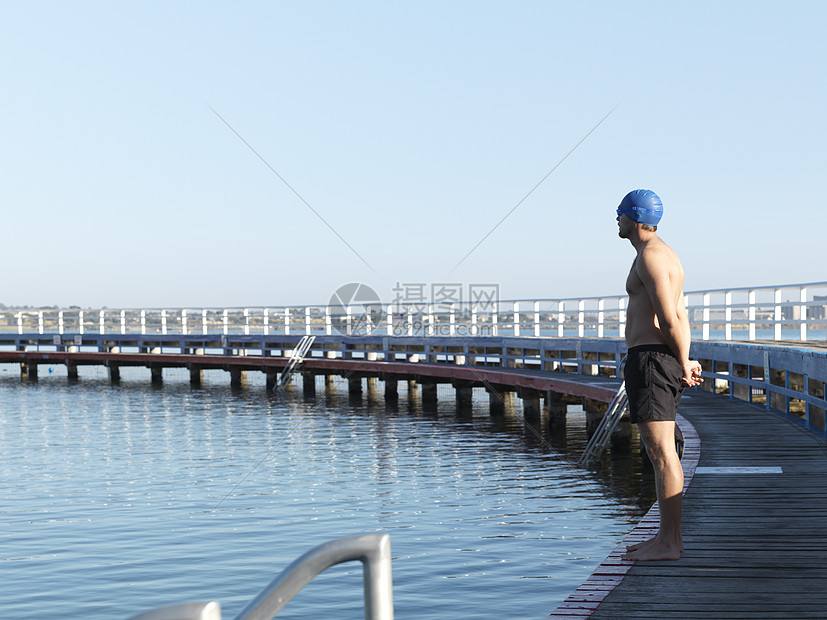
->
[583, 391, 827, 618]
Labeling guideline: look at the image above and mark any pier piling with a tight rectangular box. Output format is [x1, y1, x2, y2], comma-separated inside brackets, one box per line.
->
[453, 380, 473, 415]
[302, 371, 316, 398]
[384, 378, 398, 401]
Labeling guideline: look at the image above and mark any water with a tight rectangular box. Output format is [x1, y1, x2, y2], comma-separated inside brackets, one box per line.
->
[0, 365, 653, 619]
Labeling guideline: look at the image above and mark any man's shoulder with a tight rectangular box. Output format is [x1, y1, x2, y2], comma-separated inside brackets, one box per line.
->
[639, 237, 678, 263]
[636, 237, 682, 278]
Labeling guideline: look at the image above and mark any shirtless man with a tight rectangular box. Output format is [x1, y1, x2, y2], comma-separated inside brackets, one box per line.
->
[616, 189, 703, 562]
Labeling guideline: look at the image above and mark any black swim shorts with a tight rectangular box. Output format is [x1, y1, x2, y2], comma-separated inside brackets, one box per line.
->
[624, 344, 684, 424]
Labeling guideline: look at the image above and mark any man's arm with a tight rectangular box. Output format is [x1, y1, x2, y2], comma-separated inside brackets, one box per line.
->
[636, 247, 703, 387]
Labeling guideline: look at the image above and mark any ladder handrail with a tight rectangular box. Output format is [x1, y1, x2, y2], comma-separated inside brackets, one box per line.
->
[126, 534, 393, 620]
[578, 384, 628, 466]
[233, 533, 393, 620]
[276, 335, 316, 390]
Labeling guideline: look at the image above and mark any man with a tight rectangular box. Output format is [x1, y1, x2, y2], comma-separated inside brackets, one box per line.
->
[616, 189, 703, 562]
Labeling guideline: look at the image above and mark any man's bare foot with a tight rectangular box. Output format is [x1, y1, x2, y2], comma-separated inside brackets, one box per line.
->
[622, 538, 681, 561]
[626, 536, 683, 553]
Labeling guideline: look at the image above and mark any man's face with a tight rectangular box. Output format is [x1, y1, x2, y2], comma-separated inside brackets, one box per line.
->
[617, 212, 634, 238]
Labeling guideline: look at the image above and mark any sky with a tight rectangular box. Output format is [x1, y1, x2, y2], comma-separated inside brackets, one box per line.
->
[2, 1, 825, 308]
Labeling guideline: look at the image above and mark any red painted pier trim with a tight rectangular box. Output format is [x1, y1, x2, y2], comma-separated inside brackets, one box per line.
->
[0, 351, 620, 401]
[546, 412, 701, 619]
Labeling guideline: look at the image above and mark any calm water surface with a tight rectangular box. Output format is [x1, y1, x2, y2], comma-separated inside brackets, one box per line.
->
[0, 366, 654, 619]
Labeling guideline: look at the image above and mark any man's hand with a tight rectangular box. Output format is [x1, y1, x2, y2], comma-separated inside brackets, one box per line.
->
[681, 360, 703, 387]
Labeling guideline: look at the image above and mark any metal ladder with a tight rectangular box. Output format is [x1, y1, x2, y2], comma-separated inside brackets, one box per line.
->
[276, 336, 316, 390]
[577, 383, 629, 467]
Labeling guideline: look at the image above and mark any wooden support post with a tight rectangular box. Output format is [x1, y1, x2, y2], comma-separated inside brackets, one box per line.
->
[407, 379, 418, 395]
[151, 366, 163, 385]
[454, 381, 473, 416]
[22, 362, 38, 381]
[189, 365, 203, 386]
[421, 381, 438, 404]
[303, 371, 316, 398]
[348, 376, 363, 396]
[67, 362, 78, 380]
[611, 418, 633, 449]
[519, 388, 542, 421]
[546, 391, 568, 433]
[230, 368, 246, 388]
[487, 386, 506, 416]
[266, 371, 278, 391]
[366, 376, 378, 397]
[584, 397, 608, 436]
[109, 364, 121, 384]
[384, 378, 399, 401]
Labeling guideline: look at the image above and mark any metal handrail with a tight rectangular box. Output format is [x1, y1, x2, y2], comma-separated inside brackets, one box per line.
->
[127, 534, 393, 620]
[233, 533, 393, 620]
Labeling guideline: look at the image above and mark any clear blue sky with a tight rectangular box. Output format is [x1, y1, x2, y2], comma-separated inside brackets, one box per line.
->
[2, 1, 825, 308]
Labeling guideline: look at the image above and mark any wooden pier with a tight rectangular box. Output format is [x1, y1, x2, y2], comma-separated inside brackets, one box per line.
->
[551, 390, 827, 619]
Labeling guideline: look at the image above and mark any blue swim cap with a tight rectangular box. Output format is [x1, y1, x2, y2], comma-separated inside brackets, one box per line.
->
[617, 189, 663, 226]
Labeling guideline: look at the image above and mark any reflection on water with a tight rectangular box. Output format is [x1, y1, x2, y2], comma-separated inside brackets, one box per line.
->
[0, 364, 653, 620]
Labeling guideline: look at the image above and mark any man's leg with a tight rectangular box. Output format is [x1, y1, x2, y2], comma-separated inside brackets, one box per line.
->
[623, 419, 683, 561]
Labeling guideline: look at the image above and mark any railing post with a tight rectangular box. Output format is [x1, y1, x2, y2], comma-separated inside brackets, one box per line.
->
[263, 308, 270, 336]
[98, 310, 105, 335]
[702, 293, 710, 341]
[244, 308, 250, 336]
[534, 301, 540, 337]
[305, 307, 311, 335]
[471, 304, 478, 336]
[16, 312, 22, 335]
[748, 290, 756, 340]
[59, 310, 64, 336]
[578, 299, 585, 338]
[120, 310, 126, 335]
[346, 306, 352, 336]
[140, 309, 146, 336]
[557, 301, 565, 338]
[513, 302, 520, 337]
[449, 304, 456, 336]
[79, 310, 85, 335]
[202, 309, 208, 335]
[774, 289, 782, 340]
[385, 304, 393, 336]
[181, 309, 188, 336]
[326, 306, 333, 336]
[284, 307, 291, 335]
[427, 304, 435, 336]
[800, 287, 808, 341]
[492, 304, 498, 337]
[619, 297, 626, 339]
[725, 291, 732, 341]
[597, 299, 605, 338]
[38, 311, 44, 335]
[162, 309, 168, 336]
[223, 309, 229, 336]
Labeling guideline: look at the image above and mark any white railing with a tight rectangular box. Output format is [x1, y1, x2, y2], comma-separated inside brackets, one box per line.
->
[2, 281, 825, 342]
